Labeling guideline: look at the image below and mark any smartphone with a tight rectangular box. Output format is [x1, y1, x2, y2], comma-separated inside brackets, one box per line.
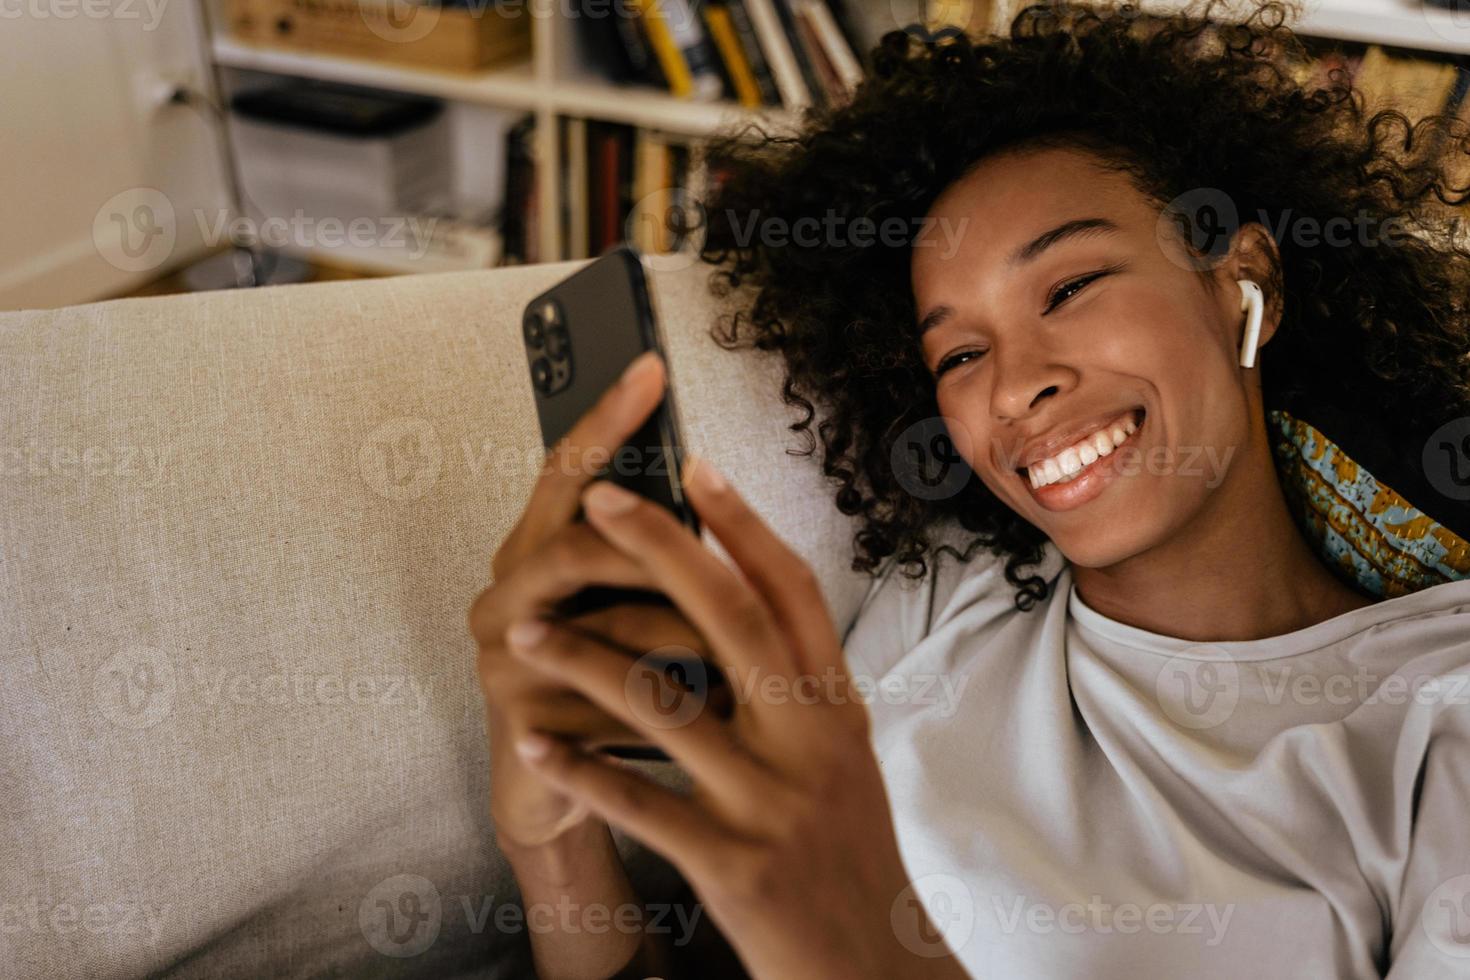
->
[520, 244, 726, 760]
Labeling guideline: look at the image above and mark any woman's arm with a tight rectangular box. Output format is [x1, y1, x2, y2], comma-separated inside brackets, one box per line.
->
[499, 817, 674, 980]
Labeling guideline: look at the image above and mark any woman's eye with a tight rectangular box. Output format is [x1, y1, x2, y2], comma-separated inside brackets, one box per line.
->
[1044, 269, 1112, 312]
[935, 349, 985, 377]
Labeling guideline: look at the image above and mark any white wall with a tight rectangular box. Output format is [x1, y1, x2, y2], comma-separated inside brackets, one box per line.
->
[0, 2, 231, 310]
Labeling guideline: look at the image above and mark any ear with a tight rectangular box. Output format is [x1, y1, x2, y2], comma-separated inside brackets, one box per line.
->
[1218, 222, 1284, 350]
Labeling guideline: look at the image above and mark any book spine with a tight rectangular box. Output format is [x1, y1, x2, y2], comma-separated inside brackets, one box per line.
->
[794, 6, 843, 105]
[658, 0, 727, 100]
[633, 0, 696, 97]
[724, 0, 781, 106]
[802, 0, 863, 91]
[742, 0, 812, 109]
[704, 4, 764, 107]
[771, 0, 828, 108]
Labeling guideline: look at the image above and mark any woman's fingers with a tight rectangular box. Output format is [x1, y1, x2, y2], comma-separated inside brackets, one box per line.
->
[471, 523, 659, 643]
[562, 602, 710, 656]
[495, 352, 666, 573]
[580, 480, 796, 680]
[515, 732, 729, 876]
[680, 456, 844, 675]
[507, 619, 760, 804]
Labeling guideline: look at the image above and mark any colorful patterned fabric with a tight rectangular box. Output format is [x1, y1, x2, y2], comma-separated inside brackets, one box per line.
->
[1268, 408, 1470, 598]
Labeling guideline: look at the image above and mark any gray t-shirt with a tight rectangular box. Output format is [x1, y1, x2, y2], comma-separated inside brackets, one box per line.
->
[842, 528, 1470, 978]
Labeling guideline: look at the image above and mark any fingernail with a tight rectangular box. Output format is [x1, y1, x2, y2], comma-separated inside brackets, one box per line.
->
[619, 351, 661, 387]
[584, 480, 639, 515]
[687, 454, 727, 493]
[506, 619, 548, 648]
[516, 732, 552, 761]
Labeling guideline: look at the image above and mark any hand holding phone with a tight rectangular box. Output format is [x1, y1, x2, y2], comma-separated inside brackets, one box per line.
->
[519, 245, 729, 760]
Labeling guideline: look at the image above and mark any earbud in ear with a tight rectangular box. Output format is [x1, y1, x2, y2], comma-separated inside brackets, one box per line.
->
[1237, 279, 1264, 369]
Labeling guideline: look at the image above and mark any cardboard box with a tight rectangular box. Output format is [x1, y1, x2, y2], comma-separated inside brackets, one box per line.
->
[226, 0, 531, 72]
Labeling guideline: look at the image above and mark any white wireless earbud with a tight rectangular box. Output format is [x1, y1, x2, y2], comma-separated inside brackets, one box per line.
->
[1237, 279, 1264, 369]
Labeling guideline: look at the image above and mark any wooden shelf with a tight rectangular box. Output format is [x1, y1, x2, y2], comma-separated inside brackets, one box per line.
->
[212, 38, 795, 137]
[212, 38, 542, 109]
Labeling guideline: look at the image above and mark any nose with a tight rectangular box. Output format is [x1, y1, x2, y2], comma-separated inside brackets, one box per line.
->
[989, 343, 1077, 424]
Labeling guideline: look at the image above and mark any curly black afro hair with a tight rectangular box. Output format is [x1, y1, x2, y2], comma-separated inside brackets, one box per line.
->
[694, 0, 1470, 610]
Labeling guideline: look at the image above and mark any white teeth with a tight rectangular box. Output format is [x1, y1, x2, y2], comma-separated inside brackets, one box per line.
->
[1025, 411, 1142, 490]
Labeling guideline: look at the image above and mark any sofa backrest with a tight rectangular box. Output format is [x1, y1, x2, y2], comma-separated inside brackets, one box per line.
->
[0, 259, 869, 977]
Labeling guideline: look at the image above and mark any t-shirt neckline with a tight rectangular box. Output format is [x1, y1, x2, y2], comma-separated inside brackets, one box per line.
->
[1064, 567, 1470, 661]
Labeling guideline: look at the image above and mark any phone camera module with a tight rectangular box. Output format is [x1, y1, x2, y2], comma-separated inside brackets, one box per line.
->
[530, 356, 553, 393]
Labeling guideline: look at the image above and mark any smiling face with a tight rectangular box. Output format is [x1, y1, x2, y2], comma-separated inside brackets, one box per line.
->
[911, 144, 1278, 570]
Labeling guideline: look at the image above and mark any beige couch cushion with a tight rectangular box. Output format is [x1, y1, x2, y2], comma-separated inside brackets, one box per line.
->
[0, 259, 869, 977]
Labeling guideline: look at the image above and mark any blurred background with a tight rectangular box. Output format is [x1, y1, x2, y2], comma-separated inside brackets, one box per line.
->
[2, 0, 1468, 312]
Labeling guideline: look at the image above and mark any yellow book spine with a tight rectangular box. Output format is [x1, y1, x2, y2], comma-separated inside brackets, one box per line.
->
[705, 6, 763, 108]
[633, 0, 694, 98]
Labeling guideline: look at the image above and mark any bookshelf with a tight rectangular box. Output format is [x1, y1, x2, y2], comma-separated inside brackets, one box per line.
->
[208, 0, 1470, 272]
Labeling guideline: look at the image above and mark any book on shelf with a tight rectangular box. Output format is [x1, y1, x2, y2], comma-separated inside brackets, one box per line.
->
[498, 113, 539, 266]
[554, 120, 699, 261]
[579, 0, 868, 111]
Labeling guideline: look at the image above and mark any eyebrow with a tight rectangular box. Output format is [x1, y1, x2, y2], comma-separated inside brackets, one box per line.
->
[916, 216, 1122, 336]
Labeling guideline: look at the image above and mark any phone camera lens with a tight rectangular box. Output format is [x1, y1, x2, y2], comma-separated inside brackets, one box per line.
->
[545, 324, 570, 359]
[524, 314, 545, 347]
[530, 356, 552, 392]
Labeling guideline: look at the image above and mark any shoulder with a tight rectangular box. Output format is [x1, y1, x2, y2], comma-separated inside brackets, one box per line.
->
[840, 520, 1068, 680]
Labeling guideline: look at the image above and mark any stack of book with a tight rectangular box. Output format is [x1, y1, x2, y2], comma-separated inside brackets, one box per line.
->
[577, 0, 874, 111]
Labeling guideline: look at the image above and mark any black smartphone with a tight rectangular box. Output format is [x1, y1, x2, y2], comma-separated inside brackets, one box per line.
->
[521, 244, 726, 761]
